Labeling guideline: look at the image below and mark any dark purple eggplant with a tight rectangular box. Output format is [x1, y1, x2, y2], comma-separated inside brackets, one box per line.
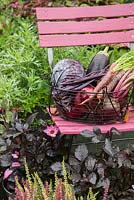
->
[86, 46, 109, 74]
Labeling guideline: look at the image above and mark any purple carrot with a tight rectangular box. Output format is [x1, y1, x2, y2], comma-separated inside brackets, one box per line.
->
[118, 83, 133, 99]
[119, 74, 134, 89]
[80, 63, 116, 105]
[113, 68, 134, 94]
[97, 69, 125, 99]
[118, 81, 133, 94]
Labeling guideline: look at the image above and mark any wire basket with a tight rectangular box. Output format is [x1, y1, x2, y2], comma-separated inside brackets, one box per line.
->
[51, 86, 131, 125]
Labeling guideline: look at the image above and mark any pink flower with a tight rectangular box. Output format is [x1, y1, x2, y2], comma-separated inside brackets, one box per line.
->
[43, 125, 59, 138]
[12, 151, 19, 159]
[12, 162, 21, 167]
[3, 168, 13, 180]
[11, 2, 21, 9]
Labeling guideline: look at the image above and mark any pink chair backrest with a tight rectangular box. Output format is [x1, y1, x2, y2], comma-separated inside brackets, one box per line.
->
[36, 3, 134, 47]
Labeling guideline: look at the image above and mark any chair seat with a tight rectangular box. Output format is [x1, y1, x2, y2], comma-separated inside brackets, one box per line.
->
[50, 106, 134, 135]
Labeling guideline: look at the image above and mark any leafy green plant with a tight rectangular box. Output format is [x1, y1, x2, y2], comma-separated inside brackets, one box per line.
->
[0, 18, 51, 114]
[52, 0, 125, 6]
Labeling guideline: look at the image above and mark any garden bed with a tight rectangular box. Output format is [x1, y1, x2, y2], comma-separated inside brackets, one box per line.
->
[0, 0, 134, 199]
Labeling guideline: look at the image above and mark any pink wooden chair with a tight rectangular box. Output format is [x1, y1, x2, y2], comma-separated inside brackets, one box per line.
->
[36, 3, 134, 135]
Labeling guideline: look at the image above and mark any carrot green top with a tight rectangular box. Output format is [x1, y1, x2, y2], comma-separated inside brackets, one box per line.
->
[113, 50, 134, 72]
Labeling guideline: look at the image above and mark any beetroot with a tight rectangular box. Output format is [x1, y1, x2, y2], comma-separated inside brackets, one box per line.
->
[74, 85, 94, 105]
[66, 105, 90, 119]
[66, 85, 94, 119]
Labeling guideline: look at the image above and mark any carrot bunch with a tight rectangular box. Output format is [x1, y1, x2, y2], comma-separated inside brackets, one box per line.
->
[81, 50, 134, 105]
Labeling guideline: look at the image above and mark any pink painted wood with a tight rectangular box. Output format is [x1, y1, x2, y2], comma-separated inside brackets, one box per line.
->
[36, 3, 134, 20]
[36, 3, 134, 47]
[51, 107, 134, 134]
[39, 31, 134, 47]
[38, 18, 134, 35]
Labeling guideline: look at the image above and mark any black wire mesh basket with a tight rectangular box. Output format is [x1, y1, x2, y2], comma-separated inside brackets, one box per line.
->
[51, 86, 131, 125]
[50, 58, 133, 125]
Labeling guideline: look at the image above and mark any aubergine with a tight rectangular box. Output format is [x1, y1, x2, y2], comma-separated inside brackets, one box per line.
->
[86, 46, 109, 74]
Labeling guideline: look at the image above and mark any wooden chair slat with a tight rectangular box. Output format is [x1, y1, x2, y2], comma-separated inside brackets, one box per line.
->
[39, 31, 134, 47]
[51, 109, 134, 134]
[37, 17, 134, 34]
[36, 3, 134, 20]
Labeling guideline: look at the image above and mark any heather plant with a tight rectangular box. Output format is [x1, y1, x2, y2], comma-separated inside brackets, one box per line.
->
[9, 159, 98, 200]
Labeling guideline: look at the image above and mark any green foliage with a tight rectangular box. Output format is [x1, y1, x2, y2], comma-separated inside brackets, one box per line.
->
[0, 0, 10, 6]
[52, 0, 125, 6]
[0, 17, 50, 114]
[53, 45, 129, 71]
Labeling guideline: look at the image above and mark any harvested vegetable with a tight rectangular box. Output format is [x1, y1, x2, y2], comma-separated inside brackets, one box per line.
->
[112, 50, 134, 72]
[103, 97, 120, 112]
[74, 85, 94, 105]
[51, 50, 133, 124]
[51, 59, 85, 112]
[86, 46, 109, 74]
[117, 83, 133, 99]
[105, 70, 125, 92]
[113, 70, 134, 99]
[100, 97, 121, 121]
[120, 74, 134, 88]
[97, 70, 126, 99]
[51, 59, 85, 87]
[66, 104, 90, 119]
[60, 66, 108, 90]
[113, 68, 134, 94]
[81, 63, 116, 105]
[66, 85, 94, 119]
